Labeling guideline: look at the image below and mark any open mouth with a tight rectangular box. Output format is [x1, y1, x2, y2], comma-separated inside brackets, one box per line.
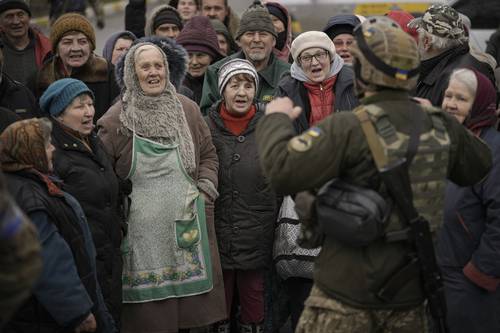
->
[148, 78, 160, 85]
[81, 119, 93, 128]
[69, 54, 84, 60]
[311, 68, 322, 74]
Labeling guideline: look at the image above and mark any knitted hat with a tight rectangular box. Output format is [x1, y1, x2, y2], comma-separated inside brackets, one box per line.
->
[409, 4, 464, 39]
[236, 0, 277, 40]
[291, 31, 336, 63]
[177, 16, 223, 61]
[153, 6, 183, 31]
[218, 59, 259, 96]
[39, 78, 95, 117]
[50, 13, 96, 51]
[0, 0, 30, 16]
[322, 14, 360, 40]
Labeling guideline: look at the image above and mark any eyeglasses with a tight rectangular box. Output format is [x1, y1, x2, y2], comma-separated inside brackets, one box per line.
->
[299, 51, 329, 65]
[333, 39, 354, 47]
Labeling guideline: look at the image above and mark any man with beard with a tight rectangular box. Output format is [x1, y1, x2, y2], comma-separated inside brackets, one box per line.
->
[200, 0, 290, 114]
[413, 4, 495, 106]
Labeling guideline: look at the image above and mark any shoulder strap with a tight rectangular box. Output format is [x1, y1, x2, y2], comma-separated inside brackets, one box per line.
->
[354, 107, 388, 170]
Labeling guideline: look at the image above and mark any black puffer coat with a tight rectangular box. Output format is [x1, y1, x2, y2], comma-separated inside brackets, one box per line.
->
[206, 102, 277, 270]
[0, 73, 41, 119]
[50, 120, 123, 326]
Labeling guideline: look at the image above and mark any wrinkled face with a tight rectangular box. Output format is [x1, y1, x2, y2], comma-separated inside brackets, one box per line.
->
[299, 47, 331, 83]
[223, 75, 256, 115]
[0, 9, 29, 40]
[111, 37, 133, 65]
[188, 52, 212, 78]
[216, 33, 229, 56]
[45, 139, 55, 173]
[57, 32, 91, 70]
[202, 0, 227, 22]
[57, 94, 95, 135]
[155, 23, 180, 39]
[270, 14, 285, 34]
[134, 46, 167, 96]
[442, 78, 475, 124]
[238, 31, 275, 64]
[332, 33, 354, 64]
[178, 0, 198, 21]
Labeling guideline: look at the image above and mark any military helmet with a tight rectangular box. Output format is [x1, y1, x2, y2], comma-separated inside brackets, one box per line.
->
[349, 16, 420, 92]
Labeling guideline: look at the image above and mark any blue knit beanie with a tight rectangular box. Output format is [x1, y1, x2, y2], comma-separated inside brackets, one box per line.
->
[40, 79, 95, 117]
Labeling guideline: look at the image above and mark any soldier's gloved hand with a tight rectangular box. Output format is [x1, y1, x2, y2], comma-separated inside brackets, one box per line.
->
[265, 97, 302, 120]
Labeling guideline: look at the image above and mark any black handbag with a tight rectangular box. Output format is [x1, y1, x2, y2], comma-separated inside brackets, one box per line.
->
[315, 179, 391, 247]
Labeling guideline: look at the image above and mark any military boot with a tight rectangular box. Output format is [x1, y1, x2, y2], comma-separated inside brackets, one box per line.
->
[239, 322, 263, 333]
[211, 320, 230, 333]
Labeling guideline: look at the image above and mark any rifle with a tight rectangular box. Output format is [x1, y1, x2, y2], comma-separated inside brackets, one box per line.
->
[380, 159, 448, 333]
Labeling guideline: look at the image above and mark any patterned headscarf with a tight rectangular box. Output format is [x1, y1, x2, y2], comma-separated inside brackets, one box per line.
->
[0, 118, 52, 174]
[0, 118, 62, 195]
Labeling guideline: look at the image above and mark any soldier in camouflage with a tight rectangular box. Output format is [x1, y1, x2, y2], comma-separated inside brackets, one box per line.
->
[256, 17, 492, 332]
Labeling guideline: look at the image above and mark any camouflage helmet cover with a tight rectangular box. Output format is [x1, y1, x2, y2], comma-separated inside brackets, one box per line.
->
[411, 4, 464, 39]
[349, 16, 420, 91]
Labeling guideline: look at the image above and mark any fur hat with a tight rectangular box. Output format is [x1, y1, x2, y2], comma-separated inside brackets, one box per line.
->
[291, 31, 336, 63]
[115, 36, 188, 91]
[50, 13, 96, 51]
[236, 0, 277, 40]
[218, 59, 259, 96]
[176, 16, 223, 61]
[39, 78, 94, 117]
[0, 0, 30, 16]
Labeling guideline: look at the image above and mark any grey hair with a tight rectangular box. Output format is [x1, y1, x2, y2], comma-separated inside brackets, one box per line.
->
[449, 68, 477, 97]
[417, 28, 465, 51]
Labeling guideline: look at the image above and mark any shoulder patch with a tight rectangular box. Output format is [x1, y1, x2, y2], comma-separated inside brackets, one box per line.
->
[306, 127, 321, 138]
[288, 134, 312, 152]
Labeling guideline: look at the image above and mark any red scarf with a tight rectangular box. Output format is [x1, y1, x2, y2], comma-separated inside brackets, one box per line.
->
[220, 103, 256, 136]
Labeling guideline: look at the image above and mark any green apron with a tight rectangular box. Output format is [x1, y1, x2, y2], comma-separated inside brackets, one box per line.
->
[122, 133, 213, 303]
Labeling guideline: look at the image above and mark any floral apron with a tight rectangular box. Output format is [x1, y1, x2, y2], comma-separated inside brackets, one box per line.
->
[122, 133, 213, 303]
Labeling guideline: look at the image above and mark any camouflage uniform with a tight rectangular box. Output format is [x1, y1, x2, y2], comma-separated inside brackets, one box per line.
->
[296, 286, 427, 333]
[256, 17, 492, 332]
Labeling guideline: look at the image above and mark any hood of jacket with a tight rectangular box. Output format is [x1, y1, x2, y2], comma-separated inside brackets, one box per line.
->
[102, 31, 137, 64]
[145, 4, 180, 37]
[290, 53, 344, 83]
[115, 36, 188, 92]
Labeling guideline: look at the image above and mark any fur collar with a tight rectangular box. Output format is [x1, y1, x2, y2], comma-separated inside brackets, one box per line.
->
[115, 36, 188, 91]
[37, 54, 109, 95]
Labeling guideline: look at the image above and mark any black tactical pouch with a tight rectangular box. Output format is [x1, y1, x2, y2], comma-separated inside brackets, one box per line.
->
[315, 179, 391, 247]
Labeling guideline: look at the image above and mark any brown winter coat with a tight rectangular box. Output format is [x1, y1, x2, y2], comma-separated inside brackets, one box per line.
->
[97, 95, 226, 332]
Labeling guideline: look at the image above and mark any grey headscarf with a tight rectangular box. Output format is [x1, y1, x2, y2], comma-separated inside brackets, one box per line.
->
[120, 42, 196, 176]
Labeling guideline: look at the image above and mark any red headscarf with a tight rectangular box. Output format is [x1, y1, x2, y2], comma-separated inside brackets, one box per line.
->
[463, 70, 498, 135]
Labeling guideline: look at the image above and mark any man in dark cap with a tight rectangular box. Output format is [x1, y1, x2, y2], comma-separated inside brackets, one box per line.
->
[200, 0, 290, 114]
[322, 14, 360, 64]
[146, 4, 183, 39]
[0, 0, 51, 86]
[201, 0, 240, 38]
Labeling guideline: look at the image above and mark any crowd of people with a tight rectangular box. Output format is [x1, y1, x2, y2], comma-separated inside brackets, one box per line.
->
[0, 0, 500, 333]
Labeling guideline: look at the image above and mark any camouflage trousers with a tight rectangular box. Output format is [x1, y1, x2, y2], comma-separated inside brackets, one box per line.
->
[295, 285, 428, 333]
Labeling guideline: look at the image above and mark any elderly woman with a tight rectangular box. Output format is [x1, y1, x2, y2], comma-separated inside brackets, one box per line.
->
[0, 118, 115, 333]
[436, 68, 500, 333]
[275, 31, 358, 133]
[39, 78, 124, 328]
[35, 13, 120, 121]
[97, 42, 226, 333]
[177, 15, 224, 105]
[206, 59, 276, 333]
[103, 31, 137, 65]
